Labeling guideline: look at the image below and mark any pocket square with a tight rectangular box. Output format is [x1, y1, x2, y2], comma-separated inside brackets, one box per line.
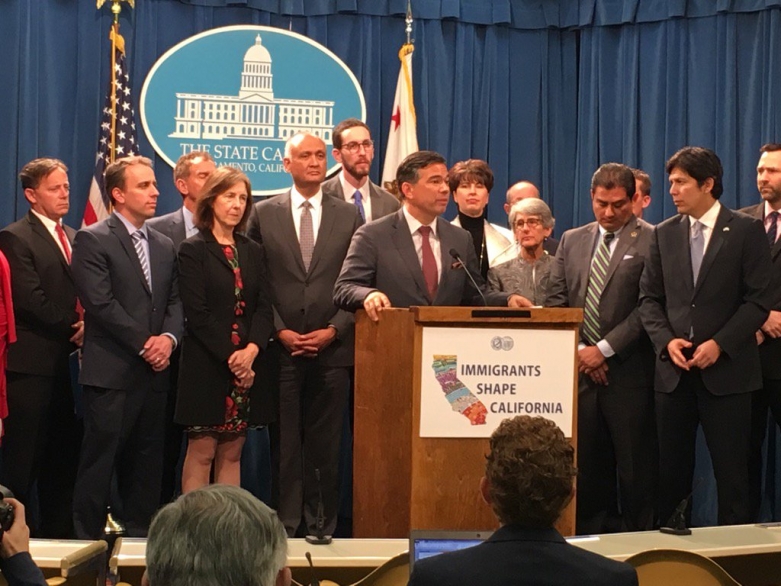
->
[622, 254, 634, 260]
[450, 260, 464, 270]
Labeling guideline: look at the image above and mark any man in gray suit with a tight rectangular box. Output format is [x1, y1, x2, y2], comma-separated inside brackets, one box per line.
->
[71, 156, 184, 539]
[246, 132, 361, 538]
[322, 118, 400, 222]
[333, 151, 527, 319]
[147, 151, 216, 505]
[147, 151, 215, 247]
[546, 163, 656, 534]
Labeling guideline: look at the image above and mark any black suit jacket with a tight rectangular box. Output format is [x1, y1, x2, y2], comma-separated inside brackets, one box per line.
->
[408, 525, 638, 586]
[546, 217, 654, 386]
[639, 205, 772, 395]
[175, 230, 275, 426]
[0, 552, 48, 586]
[0, 212, 78, 376]
[71, 213, 184, 393]
[740, 202, 781, 380]
[333, 209, 509, 310]
[246, 191, 362, 367]
[321, 174, 400, 221]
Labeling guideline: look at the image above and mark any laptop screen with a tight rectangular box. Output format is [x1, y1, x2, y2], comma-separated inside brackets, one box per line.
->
[409, 530, 493, 567]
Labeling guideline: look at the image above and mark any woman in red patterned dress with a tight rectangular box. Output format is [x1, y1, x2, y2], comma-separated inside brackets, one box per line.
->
[176, 167, 274, 492]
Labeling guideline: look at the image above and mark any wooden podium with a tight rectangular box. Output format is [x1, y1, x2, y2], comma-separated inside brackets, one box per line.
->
[352, 306, 582, 538]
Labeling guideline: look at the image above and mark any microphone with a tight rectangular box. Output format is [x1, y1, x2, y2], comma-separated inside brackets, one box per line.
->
[449, 249, 487, 306]
[660, 478, 702, 535]
[305, 468, 333, 545]
[305, 552, 320, 586]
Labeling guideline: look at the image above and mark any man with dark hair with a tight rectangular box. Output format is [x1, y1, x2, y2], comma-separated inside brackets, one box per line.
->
[407, 416, 638, 586]
[246, 133, 361, 538]
[0, 158, 83, 537]
[546, 163, 656, 534]
[323, 118, 399, 222]
[144, 485, 290, 586]
[640, 146, 772, 526]
[147, 151, 216, 505]
[740, 143, 781, 519]
[71, 155, 184, 539]
[631, 169, 652, 220]
[334, 151, 529, 319]
[449, 159, 513, 279]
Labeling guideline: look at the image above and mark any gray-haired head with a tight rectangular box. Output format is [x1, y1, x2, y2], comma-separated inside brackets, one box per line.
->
[145, 485, 289, 586]
[508, 198, 555, 231]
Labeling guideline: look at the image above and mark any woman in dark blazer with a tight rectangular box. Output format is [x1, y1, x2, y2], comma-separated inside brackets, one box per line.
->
[176, 167, 274, 493]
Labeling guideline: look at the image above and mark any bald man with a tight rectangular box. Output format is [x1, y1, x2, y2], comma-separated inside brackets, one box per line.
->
[501, 181, 558, 258]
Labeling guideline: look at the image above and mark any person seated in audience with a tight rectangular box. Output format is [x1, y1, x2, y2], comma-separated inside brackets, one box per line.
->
[0, 497, 47, 586]
[143, 484, 290, 586]
[407, 415, 638, 586]
[487, 198, 555, 305]
[449, 159, 514, 279]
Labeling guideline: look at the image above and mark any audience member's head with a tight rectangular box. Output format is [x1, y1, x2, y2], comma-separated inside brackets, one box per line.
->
[144, 485, 290, 586]
[481, 415, 576, 529]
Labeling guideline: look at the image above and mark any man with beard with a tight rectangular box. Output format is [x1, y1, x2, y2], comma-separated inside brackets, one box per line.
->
[322, 119, 400, 222]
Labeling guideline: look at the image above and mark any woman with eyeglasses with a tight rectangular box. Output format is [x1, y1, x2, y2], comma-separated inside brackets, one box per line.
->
[487, 198, 555, 305]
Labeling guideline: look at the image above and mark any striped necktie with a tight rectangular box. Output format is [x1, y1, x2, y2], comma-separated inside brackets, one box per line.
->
[131, 230, 152, 290]
[582, 231, 615, 345]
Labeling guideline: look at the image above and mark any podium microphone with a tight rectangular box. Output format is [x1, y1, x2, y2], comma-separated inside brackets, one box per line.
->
[449, 249, 487, 306]
[305, 468, 333, 545]
[660, 478, 702, 536]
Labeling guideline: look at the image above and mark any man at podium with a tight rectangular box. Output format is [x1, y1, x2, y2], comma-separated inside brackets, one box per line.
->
[334, 151, 528, 317]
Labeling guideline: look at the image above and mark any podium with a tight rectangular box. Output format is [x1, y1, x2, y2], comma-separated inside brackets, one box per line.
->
[352, 306, 582, 538]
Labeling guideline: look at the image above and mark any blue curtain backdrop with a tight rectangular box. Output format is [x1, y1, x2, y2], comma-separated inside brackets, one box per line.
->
[2, 0, 781, 526]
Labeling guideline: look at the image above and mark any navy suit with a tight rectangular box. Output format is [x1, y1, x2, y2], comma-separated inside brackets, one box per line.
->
[408, 525, 637, 586]
[70, 213, 183, 538]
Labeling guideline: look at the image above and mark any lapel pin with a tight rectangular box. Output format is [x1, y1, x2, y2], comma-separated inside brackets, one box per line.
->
[723, 227, 730, 232]
[630, 231, 638, 238]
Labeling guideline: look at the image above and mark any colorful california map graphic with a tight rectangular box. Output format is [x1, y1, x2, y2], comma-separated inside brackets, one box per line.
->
[431, 355, 487, 425]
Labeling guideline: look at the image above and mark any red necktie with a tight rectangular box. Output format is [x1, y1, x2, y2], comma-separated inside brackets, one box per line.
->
[55, 224, 83, 320]
[418, 226, 438, 300]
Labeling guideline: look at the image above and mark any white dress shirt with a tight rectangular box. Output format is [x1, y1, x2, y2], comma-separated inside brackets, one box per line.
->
[30, 209, 69, 261]
[690, 200, 721, 253]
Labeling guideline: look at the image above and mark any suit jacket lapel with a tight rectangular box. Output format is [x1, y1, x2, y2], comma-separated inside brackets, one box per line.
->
[603, 219, 638, 289]
[308, 197, 336, 274]
[435, 217, 456, 303]
[693, 207, 729, 297]
[202, 231, 233, 271]
[575, 224, 600, 305]
[109, 214, 152, 296]
[27, 212, 71, 273]
[174, 208, 187, 244]
[392, 211, 431, 302]
[277, 192, 307, 275]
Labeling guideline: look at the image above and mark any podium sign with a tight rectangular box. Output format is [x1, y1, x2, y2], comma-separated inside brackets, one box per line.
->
[420, 327, 576, 437]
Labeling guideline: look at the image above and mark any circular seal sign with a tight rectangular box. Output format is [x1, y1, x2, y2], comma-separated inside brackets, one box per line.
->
[140, 25, 366, 196]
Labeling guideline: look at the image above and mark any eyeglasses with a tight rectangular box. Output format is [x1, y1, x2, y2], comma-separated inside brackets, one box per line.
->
[514, 218, 543, 229]
[342, 140, 374, 154]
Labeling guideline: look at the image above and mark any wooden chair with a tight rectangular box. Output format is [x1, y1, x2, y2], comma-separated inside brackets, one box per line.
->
[625, 549, 741, 586]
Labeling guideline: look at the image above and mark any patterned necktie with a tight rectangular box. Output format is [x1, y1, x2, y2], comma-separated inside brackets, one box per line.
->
[582, 231, 615, 345]
[131, 230, 152, 290]
[690, 220, 705, 284]
[768, 211, 779, 246]
[418, 226, 439, 300]
[300, 200, 315, 271]
[353, 190, 366, 222]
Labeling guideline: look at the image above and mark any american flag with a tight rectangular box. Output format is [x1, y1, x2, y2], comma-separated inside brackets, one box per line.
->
[82, 28, 140, 227]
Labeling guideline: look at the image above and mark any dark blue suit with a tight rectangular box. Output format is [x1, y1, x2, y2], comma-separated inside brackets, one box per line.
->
[408, 525, 637, 586]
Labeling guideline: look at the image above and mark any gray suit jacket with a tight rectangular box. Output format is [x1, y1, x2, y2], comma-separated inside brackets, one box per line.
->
[333, 209, 509, 310]
[147, 207, 187, 250]
[71, 213, 184, 393]
[246, 191, 362, 367]
[321, 174, 400, 222]
[546, 216, 654, 386]
[639, 206, 772, 395]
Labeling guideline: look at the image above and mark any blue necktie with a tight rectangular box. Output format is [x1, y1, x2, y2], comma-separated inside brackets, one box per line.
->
[353, 190, 366, 222]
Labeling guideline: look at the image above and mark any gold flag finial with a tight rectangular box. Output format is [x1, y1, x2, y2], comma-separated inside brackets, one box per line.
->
[97, 0, 135, 23]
